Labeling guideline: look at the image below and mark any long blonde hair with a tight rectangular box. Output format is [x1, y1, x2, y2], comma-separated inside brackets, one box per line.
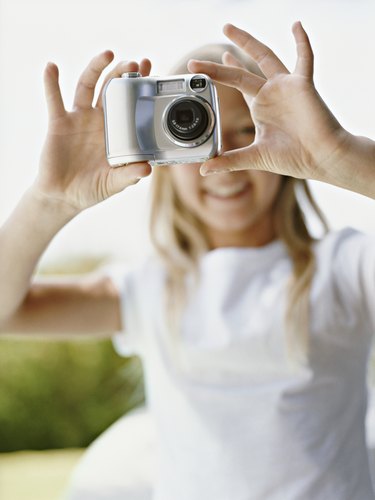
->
[149, 43, 329, 366]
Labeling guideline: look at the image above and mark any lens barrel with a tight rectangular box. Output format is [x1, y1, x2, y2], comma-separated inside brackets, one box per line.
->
[166, 98, 209, 141]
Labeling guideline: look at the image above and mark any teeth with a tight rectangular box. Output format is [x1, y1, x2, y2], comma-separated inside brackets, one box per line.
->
[205, 182, 249, 198]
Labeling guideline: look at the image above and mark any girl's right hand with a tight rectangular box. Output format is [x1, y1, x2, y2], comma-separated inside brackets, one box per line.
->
[33, 52, 152, 214]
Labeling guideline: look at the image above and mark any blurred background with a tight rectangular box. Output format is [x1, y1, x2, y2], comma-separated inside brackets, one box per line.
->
[1, 0, 375, 498]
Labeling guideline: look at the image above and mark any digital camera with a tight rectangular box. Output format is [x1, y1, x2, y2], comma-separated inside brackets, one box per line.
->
[102, 72, 222, 166]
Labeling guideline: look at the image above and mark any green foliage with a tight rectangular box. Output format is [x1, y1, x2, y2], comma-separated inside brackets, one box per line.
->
[0, 254, 145, 452]
[0, 337, 145, 452]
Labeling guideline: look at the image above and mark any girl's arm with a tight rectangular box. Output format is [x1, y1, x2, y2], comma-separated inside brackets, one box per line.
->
[0, 188, 121, 337]
[0, 275, 122, 339]
[188, 22, 375, 199]
[0, 52, 152, 334]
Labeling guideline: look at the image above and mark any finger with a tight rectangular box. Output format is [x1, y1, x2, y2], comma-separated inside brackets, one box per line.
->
[223, 23, 289, 78]
[222, 51, 246, 68]
[200, 145, 263, 175]
[73, 50, 114, 110]
[188, 59, 265, 97]
[95, 59, 140, 108]
[43, 62, 66, 120]
[221, 52, 257, 109]
[108, 162, 152, 193]
[292, 21, 314, 79]
[139, 58, 152, 77]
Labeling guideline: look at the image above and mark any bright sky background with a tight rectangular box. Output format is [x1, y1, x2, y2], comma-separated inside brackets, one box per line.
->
[0, 0, 374, 269]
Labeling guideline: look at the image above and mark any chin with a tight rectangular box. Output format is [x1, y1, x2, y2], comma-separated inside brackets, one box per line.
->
[206, 213, 259, 232]
[207, 219, 257, 234]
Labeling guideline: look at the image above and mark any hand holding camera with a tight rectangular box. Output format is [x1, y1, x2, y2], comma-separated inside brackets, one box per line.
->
[102, 72, 221, 167]
[34, 49, 223, 216]
[34, 52, 152, 215]
[187, 23, 354, 188]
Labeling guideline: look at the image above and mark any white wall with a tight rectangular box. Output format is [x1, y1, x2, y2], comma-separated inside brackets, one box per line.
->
[0, 0, 374, 267]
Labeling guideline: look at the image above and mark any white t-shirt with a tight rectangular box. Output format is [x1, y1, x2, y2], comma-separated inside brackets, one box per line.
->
[105, 227, 375, 500]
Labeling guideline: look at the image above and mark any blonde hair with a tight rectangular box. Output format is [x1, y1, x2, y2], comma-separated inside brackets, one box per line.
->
[149, 43, 329, 367]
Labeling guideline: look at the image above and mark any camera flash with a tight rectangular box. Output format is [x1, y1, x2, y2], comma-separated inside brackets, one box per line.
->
[157, 79, 185, 94]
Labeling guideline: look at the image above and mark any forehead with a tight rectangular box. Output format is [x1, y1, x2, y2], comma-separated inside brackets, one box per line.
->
[216, 83, 251, 120]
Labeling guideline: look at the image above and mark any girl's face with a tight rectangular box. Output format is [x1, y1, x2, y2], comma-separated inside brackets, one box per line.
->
[169, 83, 282, 248]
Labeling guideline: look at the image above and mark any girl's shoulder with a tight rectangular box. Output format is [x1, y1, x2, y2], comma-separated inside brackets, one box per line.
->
[105, 252, 164, 272]
[312, 226, 375, 331]
[313, 226, 374, 262]
[99, 253, 166, 293]
[312, 226, 375, 285]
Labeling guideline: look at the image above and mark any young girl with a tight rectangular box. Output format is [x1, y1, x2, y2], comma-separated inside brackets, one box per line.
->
[1, 22, 374, 500]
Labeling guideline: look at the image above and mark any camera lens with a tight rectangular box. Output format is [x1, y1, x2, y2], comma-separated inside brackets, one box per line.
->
[166, 98, 209, 141]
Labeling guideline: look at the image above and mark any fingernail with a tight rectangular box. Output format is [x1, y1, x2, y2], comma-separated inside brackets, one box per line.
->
[201, 168, 231, 176]
[188, 59, 199, 66]
[200, 169, 213, 176]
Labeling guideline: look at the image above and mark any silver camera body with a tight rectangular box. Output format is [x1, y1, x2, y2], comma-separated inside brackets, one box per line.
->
[102, 72, 221, 166]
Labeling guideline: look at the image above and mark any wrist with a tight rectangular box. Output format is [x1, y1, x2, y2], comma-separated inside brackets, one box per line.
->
[316, 128, 375, 198]
[344, 133, 375, 198]
[27, 184, 82, 222]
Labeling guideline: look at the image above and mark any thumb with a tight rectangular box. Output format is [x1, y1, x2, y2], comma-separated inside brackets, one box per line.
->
[200, 144, 262, 176]
[108, 162, 152, 194]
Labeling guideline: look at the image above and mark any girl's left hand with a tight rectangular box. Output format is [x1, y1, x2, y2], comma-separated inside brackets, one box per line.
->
[187, 22, 351, 183]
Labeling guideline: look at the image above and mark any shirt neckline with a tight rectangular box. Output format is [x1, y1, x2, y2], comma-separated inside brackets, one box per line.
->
[201, 238, 286, 262]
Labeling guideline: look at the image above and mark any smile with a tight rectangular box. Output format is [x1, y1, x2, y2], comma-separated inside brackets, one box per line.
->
[203, 181, 251, 199]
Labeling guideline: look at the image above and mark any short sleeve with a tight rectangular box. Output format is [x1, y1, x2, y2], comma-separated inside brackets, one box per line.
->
[100, 256, 165, 358]
[100, 262, 145, 357]
[329, 228, 375, 334]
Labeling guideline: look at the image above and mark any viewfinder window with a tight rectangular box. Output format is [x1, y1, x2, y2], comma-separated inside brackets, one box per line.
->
[190, 77, 206, 90]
